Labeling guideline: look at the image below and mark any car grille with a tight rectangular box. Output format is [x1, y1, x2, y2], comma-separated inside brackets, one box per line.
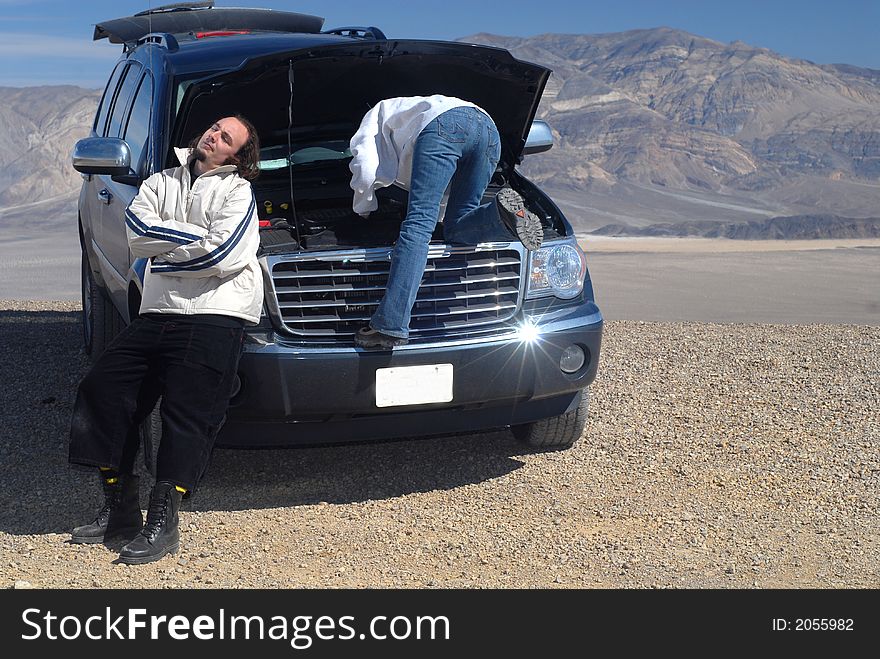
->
[268, 246, 523, 344]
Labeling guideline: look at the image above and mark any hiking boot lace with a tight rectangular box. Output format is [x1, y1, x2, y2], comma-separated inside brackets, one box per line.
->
[143, 495, 169, 540]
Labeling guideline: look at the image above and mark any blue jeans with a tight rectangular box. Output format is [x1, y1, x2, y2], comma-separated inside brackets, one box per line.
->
[370, 106, 508, 339]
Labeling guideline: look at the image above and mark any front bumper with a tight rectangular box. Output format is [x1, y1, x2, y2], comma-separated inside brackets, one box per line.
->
[217, 301, 603, 447]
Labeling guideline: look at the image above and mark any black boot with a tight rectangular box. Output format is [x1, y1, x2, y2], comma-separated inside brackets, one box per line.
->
[118, 481, 183, 565]
[71, 473, 142, 544]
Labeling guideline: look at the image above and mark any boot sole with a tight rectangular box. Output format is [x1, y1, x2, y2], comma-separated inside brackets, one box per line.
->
[71, 525, 142, 545]
[354, 330, 408, 349]
[117, 541, 179, 565]
[70, 535, 104, 545]
[497, 188, 543, 251]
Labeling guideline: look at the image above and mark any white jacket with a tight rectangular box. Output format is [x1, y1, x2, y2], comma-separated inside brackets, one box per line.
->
[348, 95, 485, 217]
[125, 148, 263, 323]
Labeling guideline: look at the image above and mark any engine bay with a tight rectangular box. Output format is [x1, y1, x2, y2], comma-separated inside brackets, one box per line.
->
[253, 172, 419, 253]
[251, 140, 560, 254]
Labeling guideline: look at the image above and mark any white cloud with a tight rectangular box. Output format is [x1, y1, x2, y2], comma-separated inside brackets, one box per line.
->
[0, 32, 120, 59]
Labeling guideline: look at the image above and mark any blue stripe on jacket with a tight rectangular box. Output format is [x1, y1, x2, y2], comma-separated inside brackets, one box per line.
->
[150, 196, 256, 273]
[125, 208, 204, 244]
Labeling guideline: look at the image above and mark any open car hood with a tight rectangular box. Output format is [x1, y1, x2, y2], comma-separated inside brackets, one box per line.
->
[174, 40, 551, 170]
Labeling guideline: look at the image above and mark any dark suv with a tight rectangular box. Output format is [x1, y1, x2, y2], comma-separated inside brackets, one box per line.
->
[72, 2, 603, 452]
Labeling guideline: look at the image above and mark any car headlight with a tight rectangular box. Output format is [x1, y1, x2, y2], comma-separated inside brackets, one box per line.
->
[526, 241, 586, 299]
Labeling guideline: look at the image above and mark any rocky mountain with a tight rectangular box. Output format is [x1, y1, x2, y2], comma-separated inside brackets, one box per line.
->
[0, 86, 101, 229]
[3, 28, 880, 240]
[461, 28, 880, 234]
[588, 214, 880, 239]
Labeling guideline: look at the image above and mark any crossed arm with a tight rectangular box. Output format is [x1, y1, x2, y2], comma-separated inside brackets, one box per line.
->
[126, 175, 256, 278]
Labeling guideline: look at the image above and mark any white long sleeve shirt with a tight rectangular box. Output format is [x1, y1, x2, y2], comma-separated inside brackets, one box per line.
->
[348, 95, 487, 217]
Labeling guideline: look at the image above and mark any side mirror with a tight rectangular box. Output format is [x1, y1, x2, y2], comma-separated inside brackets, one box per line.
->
[71, 137, 132, 176]
[523, 120, 553, 155]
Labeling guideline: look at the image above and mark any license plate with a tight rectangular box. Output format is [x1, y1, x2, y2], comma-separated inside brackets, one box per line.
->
[375, 364, 453, 407]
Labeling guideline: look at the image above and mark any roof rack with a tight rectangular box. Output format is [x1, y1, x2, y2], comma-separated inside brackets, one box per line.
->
[323, 26, 387, 40]
[130, 32, 180, 53]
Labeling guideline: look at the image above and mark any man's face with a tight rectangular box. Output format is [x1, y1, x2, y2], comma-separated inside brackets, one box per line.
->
[193, 117, 249, 169]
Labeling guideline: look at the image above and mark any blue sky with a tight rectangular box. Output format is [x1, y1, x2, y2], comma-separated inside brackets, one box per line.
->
[1, 0, 878, 87]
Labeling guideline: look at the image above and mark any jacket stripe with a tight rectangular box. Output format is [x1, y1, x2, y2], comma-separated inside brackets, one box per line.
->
[125, 208, 204, 244]
[150, 196, 256, 273]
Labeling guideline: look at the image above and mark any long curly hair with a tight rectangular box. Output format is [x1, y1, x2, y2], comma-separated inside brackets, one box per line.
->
[227, 114, 260, 181]
[189, 115, 261, 180]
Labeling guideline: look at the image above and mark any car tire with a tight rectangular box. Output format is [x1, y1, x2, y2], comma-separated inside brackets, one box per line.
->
[511, 388, 590, 450]
[81, 250, 122, 358]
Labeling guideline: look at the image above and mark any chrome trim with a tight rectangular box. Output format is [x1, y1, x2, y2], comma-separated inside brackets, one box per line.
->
[523, 120, 553, 155]
[528, 308, 604, 333]
[279, 301, 518, 323]
[264, 242, 528, 343]
[247, 330, 523, 355]
[273, 270, 520, 285]
[243, 308, 604, 355]
[72, 137, 132, 175]
[278, 285, 519, 308]
[269, 241, 518, 264]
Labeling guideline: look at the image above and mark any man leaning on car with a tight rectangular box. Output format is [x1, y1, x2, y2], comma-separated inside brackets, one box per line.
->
[68, 115, 262, 565]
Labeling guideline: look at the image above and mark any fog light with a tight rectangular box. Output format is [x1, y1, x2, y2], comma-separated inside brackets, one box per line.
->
[559, 345, 585, 373]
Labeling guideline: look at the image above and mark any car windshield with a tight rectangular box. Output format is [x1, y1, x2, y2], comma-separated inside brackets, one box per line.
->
[259, 141, 351, 170]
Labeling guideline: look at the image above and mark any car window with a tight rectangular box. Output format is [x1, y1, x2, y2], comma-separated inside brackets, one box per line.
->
[123, 73, 154, 177]
[173, 73, 220, 117]
[105, 62, 142, 139]
[175, 79, 195, 116]
[94, 62, 125, 137]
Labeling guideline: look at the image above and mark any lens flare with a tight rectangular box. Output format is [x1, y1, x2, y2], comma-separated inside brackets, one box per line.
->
[517, 322, 541, 343]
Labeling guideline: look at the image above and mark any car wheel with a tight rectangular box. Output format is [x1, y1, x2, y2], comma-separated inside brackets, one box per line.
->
[81, 250, 123, 359]
[511, 387, 590, 450]
[82, 251, 109, 357]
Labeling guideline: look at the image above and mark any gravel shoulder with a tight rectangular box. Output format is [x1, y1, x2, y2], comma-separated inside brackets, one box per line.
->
[0, 301, 877, 588]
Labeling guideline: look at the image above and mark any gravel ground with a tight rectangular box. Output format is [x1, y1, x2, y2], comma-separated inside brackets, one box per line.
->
[0, 300, 876, 589]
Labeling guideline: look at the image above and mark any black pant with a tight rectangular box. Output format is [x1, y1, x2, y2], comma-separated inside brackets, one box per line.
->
[69, 316, 244, 491]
